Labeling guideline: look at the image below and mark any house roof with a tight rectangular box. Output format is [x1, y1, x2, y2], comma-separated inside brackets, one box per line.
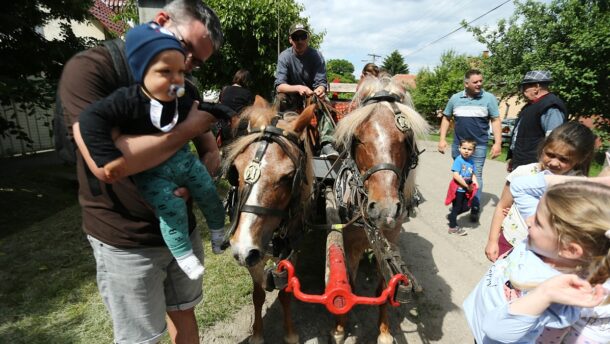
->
[89, 0, 128, 36]
[393, 74, 417, 89]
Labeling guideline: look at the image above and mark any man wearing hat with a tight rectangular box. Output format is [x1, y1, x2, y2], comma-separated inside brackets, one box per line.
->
[508, 70, 567, 170]
[274, 22, 338, 158]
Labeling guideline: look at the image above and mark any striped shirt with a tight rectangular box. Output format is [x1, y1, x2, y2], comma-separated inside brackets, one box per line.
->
[444, 90, 499, 145]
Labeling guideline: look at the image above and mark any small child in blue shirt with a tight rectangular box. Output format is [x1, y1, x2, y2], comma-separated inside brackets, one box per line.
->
[445, 138, 479, 235]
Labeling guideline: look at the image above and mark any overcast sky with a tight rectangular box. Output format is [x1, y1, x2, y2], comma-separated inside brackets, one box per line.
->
[296, 0, 543, 77]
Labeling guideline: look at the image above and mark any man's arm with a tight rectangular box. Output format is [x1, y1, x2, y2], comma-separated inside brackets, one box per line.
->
[312, 52, 328, 98]
[489, 117, 502, 159]
[192, 131, 220, 177]
[112, 102, 216, 176]
[438, 115, 451, 154]
[540, 107, 565, 136]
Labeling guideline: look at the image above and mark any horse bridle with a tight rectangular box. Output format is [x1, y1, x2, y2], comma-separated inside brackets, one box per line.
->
[339, 91, 423, 225]
[223, 117, 307, 248]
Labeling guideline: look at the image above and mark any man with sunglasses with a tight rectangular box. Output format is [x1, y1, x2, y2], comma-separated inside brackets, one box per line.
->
[57, 1, 223, 343]
[274, 22, 339, 158]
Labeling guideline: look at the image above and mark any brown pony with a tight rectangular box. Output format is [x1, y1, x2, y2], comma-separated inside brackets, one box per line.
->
[331, 76, 429, 344]
[222, 99, 315, 344]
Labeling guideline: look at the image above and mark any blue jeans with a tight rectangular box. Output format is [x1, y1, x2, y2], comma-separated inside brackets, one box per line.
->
[452, 143, 485, 212]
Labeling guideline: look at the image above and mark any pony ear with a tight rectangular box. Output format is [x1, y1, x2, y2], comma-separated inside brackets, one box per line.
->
[290, 104, 316, 134]
[253, 95, 269, 109]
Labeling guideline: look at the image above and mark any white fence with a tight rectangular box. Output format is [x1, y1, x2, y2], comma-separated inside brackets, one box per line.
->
[0, 102, 54, 158]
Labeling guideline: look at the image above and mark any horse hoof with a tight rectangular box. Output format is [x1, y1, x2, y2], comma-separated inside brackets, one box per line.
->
[248, 335, 264, 344]
[330, 329, 345, 344]
[284, 333, 299, 344]
[377, 332, 393, 344]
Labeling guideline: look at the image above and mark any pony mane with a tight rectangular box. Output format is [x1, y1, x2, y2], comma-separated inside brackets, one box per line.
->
[335, 76, 429, 150]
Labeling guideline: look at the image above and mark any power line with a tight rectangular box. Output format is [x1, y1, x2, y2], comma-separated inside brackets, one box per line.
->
[405, 0, 511, 57]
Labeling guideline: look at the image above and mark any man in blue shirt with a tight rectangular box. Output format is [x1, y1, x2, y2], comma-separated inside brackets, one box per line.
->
[439, 69, 502, 222]
[274, 22, 338, 158]
[508, 70, 567, 171]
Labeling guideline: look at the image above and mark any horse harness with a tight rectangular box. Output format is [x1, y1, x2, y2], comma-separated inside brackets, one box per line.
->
[335, 91, 423, 228]
[223, 116, 308, 257]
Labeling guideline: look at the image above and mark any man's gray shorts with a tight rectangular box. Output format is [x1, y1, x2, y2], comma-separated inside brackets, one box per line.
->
[87, 230, 204, 344]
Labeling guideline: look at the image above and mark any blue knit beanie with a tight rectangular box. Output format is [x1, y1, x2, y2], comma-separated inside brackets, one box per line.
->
[125, 22, 185, 83]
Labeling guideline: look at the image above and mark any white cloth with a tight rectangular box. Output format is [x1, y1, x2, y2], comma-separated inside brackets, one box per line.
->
[501, 163, 542, 246]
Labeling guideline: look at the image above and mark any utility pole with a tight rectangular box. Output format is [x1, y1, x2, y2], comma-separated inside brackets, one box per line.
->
[362, 53, 381, 64]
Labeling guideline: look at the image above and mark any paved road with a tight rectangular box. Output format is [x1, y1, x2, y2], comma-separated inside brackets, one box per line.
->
[202, 140, 509, 344]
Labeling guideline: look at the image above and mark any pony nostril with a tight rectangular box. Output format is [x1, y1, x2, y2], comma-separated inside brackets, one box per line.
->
[245, 249, 261, 267]
[395, 202, 402, 218]
[367, 202, 379, 219]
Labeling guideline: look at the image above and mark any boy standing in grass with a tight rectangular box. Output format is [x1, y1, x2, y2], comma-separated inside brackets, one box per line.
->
[445, 138, 479, 236]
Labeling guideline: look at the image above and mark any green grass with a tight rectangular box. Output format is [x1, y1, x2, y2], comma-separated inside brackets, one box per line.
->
[0, 163, 252, 343]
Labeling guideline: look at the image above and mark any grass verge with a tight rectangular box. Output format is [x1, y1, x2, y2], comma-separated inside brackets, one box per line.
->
[0, 161, 252, 343]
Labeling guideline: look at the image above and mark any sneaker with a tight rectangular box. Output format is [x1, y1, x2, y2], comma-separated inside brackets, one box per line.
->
[210, 228, 226, 254]
[320, 143, 339, 159]
[448, 226, 467, 236]
[469, 210, 480, 223]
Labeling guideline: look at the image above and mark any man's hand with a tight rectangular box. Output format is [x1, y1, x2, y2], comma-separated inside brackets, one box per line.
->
[173, 187, 190, 201]
[489, 143, 502, 159]
[104, 156, 128, 183]
[313, 86, 326, 99]
[183, 101, 217, 137]
[438, 139, 448, 154]
[296, 85, 313, 97]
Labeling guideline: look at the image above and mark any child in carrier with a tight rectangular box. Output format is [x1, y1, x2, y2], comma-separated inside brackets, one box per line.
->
[79, 23, 228, 280]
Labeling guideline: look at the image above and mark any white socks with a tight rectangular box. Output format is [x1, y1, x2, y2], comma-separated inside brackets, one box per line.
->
[176, 251, 204, 280]
[210, 228, 225, 255]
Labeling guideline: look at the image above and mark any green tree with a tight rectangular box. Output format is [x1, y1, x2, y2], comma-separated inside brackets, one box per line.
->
[464, 0, 610, 122]
[0, 0, 96, 141]
[327, 59, 354, 77]
[327, 59, 356, 84]
[381, 50, 409, 75]
[411, 50, 480, 122]
[196, 0, 323, 99]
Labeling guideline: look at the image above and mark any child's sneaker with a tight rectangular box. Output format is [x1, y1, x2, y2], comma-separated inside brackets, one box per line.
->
[176, 252, 204, 280]
[210, 228, 225, 254]
[448, 226, 467, 236]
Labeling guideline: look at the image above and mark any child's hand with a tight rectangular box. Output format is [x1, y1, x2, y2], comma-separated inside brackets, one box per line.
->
[540, 274, 607, 308]
[485, 240, 499, 262]
[502, 207, 510, 217]
[104, 157, 127, 183]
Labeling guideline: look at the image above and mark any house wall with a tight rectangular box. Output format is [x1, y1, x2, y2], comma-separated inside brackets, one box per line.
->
[41, 18, 107, 40]
[498, 96, 525, 120]
[1, 19, 108, 157]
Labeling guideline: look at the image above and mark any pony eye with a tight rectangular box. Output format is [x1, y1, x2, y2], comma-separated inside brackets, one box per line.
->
[279, 173, 294, 184]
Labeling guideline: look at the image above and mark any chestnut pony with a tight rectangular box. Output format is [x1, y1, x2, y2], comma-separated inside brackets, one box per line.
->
[331, 76, 429, 344]
[222, 98, 315, 344]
